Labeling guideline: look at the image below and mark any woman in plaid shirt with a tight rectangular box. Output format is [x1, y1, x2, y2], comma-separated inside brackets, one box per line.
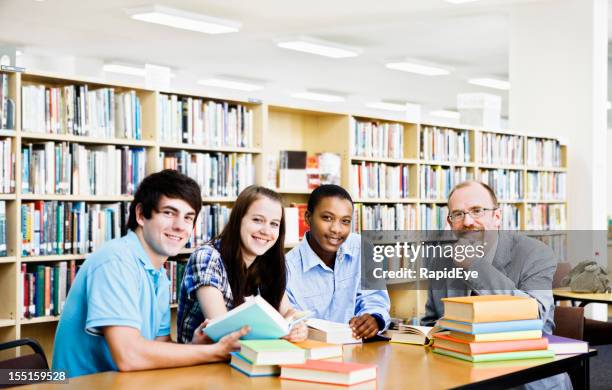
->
[177, 185, 307, 344]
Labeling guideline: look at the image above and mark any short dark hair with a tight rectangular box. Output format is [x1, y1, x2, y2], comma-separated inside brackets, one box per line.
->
[127, 169, 202, 231]
[447, 180, 499, 209]
[307, 184, 353, 214]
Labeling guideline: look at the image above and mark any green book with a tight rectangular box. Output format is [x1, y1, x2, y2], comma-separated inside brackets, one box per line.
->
[239, 340, 305, 365]
[52, 265, 60, 316]
[35, 265, 45, 317]
[433, 347, 554, 362]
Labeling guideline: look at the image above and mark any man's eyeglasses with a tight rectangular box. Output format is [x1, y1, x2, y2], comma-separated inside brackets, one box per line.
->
[447, 207, 498, 223]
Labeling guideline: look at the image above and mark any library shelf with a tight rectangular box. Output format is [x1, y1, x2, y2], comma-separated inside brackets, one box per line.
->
[350, 156, 420, 165]
[20, 316, 60, 325]
[0, 194, 16, 200]
[0, 319, 15, 327]
[21, 254, 87, 263]
[20, 132, 156, 147]
[524, 166, 567, 173]
[202, 196, 237, 203]
[275, 188, 312, 195]
[419, 160, 477, 168]
[158, 142, 261, 154]
[0, 130, 17, 137]
[477, 163, 526, 170]
[355, 198, 420, 204]
[20, 194, 134, 202]
[0, 257, 16, 264]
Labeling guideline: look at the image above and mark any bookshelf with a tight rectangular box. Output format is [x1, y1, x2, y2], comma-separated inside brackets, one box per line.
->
[0, 69, 568, 359]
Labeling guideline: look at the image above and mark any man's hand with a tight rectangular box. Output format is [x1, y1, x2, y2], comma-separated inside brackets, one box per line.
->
[211, 326, 250, 361]
[349, 314, 379, 340]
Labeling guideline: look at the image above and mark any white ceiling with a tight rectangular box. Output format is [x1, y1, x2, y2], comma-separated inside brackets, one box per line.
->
[0, 0, 608, 122]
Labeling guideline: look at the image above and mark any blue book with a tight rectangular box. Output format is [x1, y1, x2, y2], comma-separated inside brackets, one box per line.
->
[437, 318, 543, 334]
[229, 352, 279, 377]
[203, 295, 305, 342]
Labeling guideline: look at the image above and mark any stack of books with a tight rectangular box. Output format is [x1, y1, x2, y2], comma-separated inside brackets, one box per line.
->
[230, 340, 305, 377]
[432, 295, 554, 362]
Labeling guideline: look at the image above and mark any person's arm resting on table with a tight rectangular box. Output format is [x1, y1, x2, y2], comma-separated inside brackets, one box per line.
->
[87, 259, 247, 372]
[351, 288, 391, 339]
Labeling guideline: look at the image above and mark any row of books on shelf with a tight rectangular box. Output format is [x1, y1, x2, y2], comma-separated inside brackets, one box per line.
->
[479, 169, 523, 201]
[1, 73, 15, 130]
[352, 203, 417, 231]
[22, 84, 142, 139]
[158, 95, 253, 148]
[21, 261, 78, 318]
[19, 200, 234, 257]
[277, 151, 341, 191]
[21, 142, 146, 196]
[420, 126, 471, 163]
[526, 138, 563, 168]
[350, 162, 410, 200]
[420, 165, 472, 200]
[164, 260, 186, 305]
[0, 137, 14, 193]
[350, 118, 405, 159]
[161, 151, 255, 198]
[525, 172, 566, 201]
[21, 201, 125, 256]
[476, 132, 523, 166]
[525, 204, 566, 230]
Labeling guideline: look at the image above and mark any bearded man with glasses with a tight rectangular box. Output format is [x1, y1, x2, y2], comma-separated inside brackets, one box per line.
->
[420, 180, 569, 389]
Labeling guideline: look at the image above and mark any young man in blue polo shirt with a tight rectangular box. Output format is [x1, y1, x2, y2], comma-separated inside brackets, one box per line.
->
[285, 185, 390, 340]
[52, 170, 249, 378]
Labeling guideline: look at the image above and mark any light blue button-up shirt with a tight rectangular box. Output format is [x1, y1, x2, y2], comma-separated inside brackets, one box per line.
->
[285, 232, 390, 328]
[52, 230, 170, 378]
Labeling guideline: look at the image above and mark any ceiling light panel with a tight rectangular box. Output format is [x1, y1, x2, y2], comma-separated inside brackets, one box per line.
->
[127, 5, 241, 34]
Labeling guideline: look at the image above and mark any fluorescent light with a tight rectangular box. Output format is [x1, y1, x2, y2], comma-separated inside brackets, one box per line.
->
[126, 5, 241, 34]
[468, 77, 510, 90]
[430, 110, 460, 119]
[277, 36, 361, 58]
[607, 101, 611, 110]
[366, 102, 407, 112]
[385, 61, 450, 76]
[291, 92, 345, 103]
[198, 78, 263, 91]
[445, 0, 481, 3]
[16, 50, 22, 56]
[103, 63, 145, 76]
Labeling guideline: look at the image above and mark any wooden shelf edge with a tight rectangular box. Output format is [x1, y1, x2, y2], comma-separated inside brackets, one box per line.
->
[20, 316, 60, 325]
[21, 254, 87, 262]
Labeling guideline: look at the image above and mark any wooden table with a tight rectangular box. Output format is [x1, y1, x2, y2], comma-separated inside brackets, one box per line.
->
[19, 342, 595, 390]
[553, 288, 612, 307]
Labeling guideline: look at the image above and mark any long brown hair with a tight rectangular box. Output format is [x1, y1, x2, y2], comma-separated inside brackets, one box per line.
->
[214, 185, 286, 309]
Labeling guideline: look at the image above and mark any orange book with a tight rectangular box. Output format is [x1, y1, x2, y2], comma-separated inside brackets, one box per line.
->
[441, 295, 539, 323]
[281, 360, 376, 386]
[433, 333, 548, 355]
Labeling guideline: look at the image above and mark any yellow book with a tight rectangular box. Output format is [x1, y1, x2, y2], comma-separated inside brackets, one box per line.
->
[441, 295, 539, 323]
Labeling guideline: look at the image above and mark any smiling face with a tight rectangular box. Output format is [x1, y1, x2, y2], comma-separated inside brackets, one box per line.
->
[306, 196, 353, 261]
[447, 183, 501, 233]
[239, 196, 283, 266]
[136, 195, 196, 266]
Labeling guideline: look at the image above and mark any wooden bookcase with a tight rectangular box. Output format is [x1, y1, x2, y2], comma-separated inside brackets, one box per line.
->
[0, 69, 568, 359]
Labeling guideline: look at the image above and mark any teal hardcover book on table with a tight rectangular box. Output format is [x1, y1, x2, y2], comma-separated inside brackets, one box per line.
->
[229, 352, 280, 377]
[203, 295, 307, 341]
[436, 318, 544, 334]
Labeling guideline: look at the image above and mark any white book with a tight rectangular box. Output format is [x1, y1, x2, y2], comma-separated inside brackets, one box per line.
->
[306, 319, 361, 345]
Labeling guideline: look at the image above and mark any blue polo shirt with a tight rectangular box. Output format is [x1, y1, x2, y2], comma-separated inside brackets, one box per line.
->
[52, 231, 170, 378]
